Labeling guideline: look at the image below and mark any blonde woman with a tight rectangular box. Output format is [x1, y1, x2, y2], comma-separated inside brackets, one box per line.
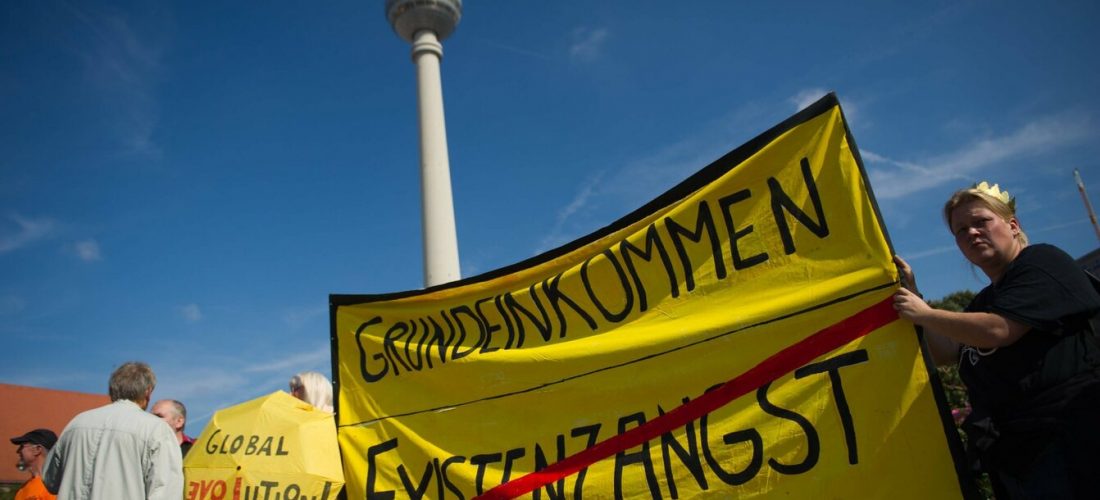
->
[289, 371, 334, 413]
[893, 182, 1100, 498]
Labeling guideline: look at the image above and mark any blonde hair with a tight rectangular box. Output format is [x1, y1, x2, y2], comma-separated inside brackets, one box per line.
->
[942, 188, 1028, 246]
[289, 371, 333, 412]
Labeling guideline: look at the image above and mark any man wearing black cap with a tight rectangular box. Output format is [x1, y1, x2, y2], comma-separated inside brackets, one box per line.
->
[11, 428, 57, 500]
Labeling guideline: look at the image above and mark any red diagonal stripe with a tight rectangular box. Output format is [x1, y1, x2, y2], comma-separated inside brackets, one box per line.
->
[476, 296, 898, 500]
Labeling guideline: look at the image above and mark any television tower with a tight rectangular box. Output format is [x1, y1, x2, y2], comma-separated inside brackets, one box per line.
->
[386, 0, 463, 287]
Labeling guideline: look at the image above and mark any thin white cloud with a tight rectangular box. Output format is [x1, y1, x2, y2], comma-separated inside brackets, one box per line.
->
[536, 171, 606, 253]
[0, 213, 56, 254]
[474, 36, 554, 61]
[903, 245, 957, 261]
[145, 364, 257, 431]
[154, 369, 251, 402]
[184, 371, 295, 430]
[534, 99, 1093, 267]
[178, 304, 203, 322]
[531, 138, 724, 255]
[283, 305, 327, 329]
[866, 112, 1094, 200]
[790, 88, 830, 111]
[789, 88, 864, 127]
[861, 149, 934, 177]
[67, 5, 164, 159]
[74, 239, 102, 261]
[460, 259, 484, 279]
[130, 343, 335, 434]
[849, 3, 971, 69]
[569, 27, 609, 61]
[533, 99, 777, 254]
[1031, 217, 1089, 234]
[241, 344, 331, 374]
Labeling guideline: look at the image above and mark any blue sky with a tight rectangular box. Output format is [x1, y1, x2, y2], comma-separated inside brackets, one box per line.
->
[3, 0, 1099, 433]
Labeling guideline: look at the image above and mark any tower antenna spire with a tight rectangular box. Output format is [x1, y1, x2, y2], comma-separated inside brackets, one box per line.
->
[1075, 168, 1100, 244]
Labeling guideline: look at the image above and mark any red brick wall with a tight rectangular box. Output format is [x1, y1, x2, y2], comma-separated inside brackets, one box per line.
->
[0, 383, 109, 483]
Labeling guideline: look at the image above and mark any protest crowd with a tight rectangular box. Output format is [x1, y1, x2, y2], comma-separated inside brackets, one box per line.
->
[8, 364, 332, 500]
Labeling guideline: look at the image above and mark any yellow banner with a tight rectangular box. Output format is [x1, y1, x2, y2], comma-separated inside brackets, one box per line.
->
[331, 95, 969, 499]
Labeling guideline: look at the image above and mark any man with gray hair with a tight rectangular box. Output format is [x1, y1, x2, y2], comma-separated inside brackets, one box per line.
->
[151, 399, 195, 457]
[44, 362, 183, 499]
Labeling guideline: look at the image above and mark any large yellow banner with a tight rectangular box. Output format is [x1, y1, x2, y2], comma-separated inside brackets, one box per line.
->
[331, 94, 971, 499]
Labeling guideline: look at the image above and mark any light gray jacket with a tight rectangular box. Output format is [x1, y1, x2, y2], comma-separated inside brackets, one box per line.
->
[44, 400, 183, 500]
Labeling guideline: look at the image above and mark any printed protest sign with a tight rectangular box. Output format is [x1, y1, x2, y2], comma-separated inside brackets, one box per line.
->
[331, 94, 971, 499]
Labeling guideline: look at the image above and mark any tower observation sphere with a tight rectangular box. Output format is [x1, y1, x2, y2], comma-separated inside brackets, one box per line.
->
[385, 0, 462, 42]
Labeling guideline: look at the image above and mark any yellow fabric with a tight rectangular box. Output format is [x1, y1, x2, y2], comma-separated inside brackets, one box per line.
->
[333, 101, 965, 498]
[183, 391, 344, 500]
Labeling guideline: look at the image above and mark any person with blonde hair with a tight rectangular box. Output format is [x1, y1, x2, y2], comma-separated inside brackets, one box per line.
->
[289, 371, 334, 413]
[893, 182, 1100, 498]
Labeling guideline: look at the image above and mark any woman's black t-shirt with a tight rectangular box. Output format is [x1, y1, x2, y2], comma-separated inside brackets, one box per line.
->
[959, 243, 1100, 419]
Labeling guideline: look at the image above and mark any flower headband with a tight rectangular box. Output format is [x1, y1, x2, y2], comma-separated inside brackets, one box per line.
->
[971, 181, 1015, 211]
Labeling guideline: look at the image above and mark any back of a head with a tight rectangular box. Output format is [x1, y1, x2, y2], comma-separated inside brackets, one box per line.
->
[290, 371, 333, 412]
[109, 361, 156, 402]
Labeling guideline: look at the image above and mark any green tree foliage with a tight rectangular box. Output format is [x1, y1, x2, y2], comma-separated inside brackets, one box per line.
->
[929, 291, 975, 412]
[927, 290, 994, 498]
[930, 290, 977, 313]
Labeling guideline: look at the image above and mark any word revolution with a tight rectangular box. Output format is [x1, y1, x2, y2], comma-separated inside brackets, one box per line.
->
[186, 478, 337, 500]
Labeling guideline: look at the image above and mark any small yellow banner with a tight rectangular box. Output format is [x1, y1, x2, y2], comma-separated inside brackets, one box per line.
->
[332, 94, 968, 499]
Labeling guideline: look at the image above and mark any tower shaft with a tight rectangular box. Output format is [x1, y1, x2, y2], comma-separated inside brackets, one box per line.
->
[413, 30, 461, 286]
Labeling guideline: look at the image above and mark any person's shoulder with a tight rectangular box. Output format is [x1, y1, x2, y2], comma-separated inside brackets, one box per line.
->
[130, 406, 164, 424]
[1012, 243, 1078, 269]
[1020, 242, 1074, 260]
[55, 402, 116, 442]
[966, 283, 996, 311]
[129, 407, 175, 437]
[106, 400, 164, 428]
[1010, 243, 1096, 295]
[19, 475, 52, 497]
[67, 401, 114, 423]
